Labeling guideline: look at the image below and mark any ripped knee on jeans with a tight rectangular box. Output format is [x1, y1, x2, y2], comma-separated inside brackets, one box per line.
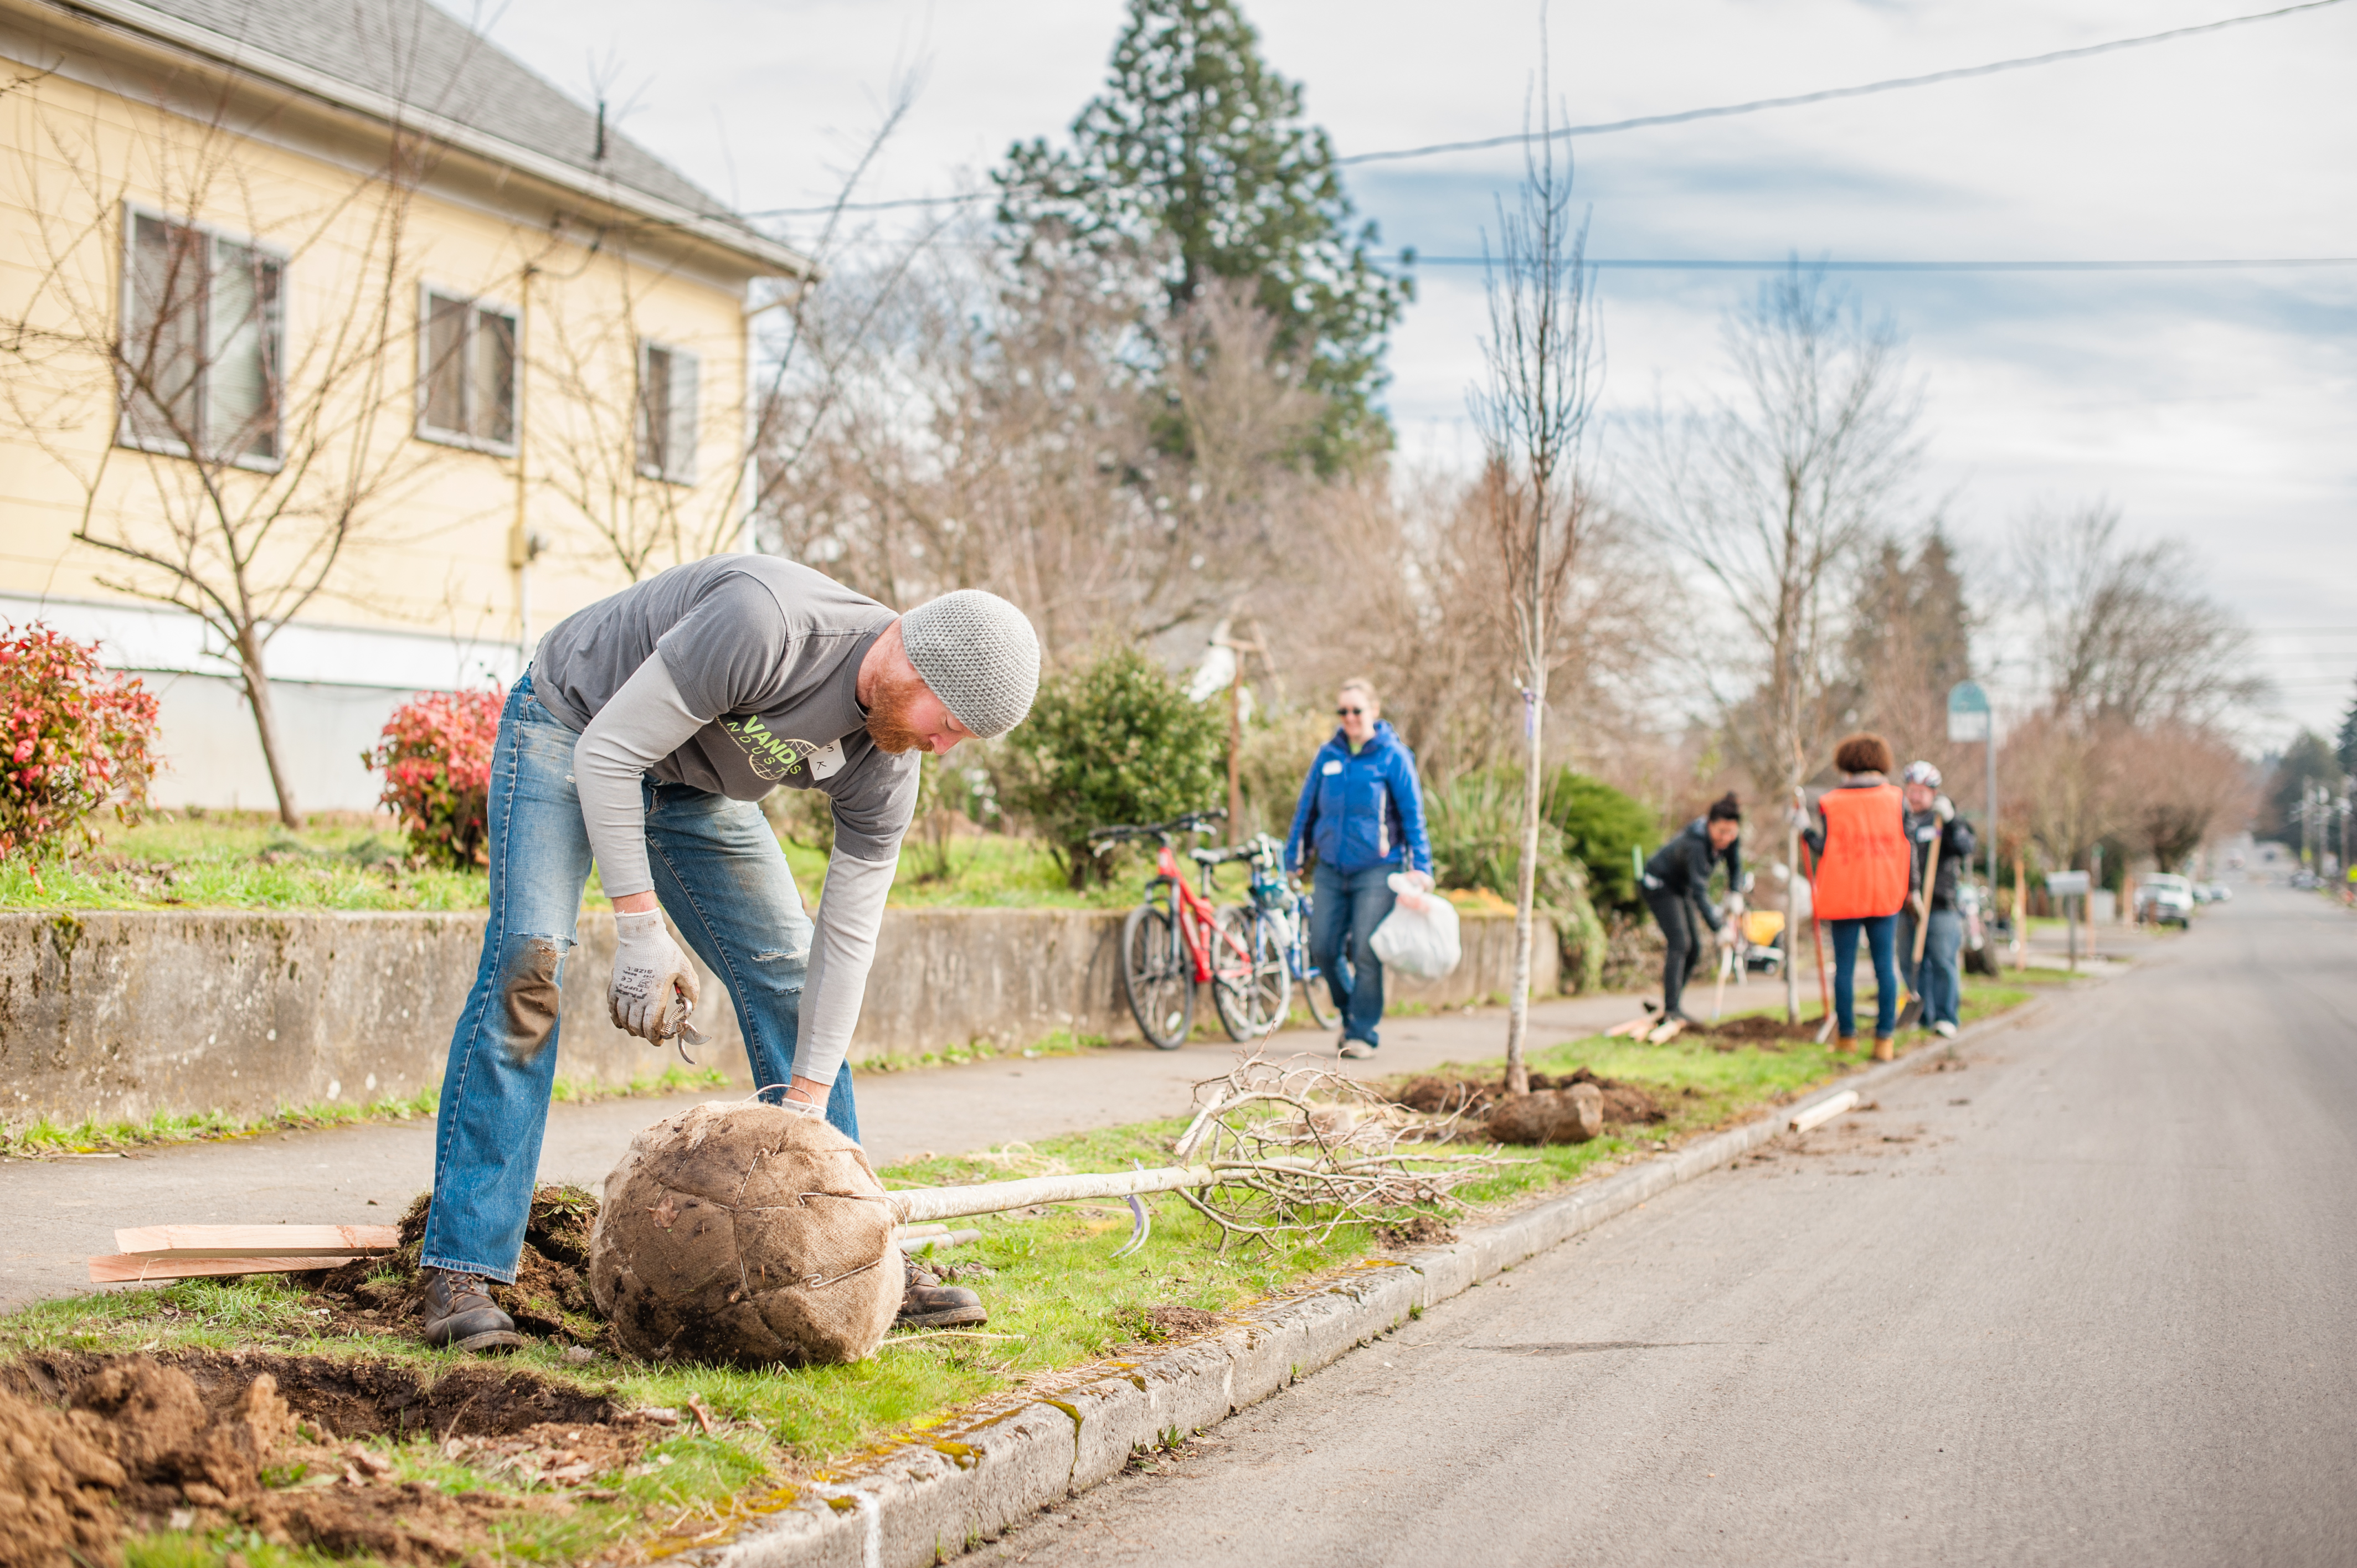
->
[498, 933, 569, 1062]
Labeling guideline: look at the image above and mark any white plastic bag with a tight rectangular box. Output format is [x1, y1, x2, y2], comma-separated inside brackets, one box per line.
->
[1369, 874, 1462, 980]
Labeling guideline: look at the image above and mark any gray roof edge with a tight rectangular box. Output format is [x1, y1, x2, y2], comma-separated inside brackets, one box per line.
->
[41, 0, 816, 279]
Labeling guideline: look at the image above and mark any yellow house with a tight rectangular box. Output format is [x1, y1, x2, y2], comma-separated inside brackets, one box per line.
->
[0, 0, 812, 813]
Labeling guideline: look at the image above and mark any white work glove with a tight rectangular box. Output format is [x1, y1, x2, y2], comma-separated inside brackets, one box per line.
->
[1789, 806, 1812, 830]
[611, 909, 698, 1043]
[1934, 795, 1955, 823]
[1401, 869, 1434, 893]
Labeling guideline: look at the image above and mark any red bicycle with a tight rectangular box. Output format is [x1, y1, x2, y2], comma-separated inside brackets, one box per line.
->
[1090, 809, 1285, 1048]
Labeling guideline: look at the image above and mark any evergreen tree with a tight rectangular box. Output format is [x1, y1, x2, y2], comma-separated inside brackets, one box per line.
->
[2337, 679, 2357, 777]
[2264, 730, 2344, 843]
[1837, 526, 1974, 760]
[996, 0, 1412, 473]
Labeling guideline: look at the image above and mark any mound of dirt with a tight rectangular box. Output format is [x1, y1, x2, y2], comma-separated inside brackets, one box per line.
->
[1390, 1067, 1665, 1128]
[0, 1384, 125, 1568]
[2, 1349, 631, 1444]
[1141, 1306, 1224, 1342]
[300, 1185, 605, 1346]
[590, 1102, 902, 1368]
[0, 1353, 662, 1567]
[1698, 1014, 1813, 1048]
[1376, 1215, 1460, 1249]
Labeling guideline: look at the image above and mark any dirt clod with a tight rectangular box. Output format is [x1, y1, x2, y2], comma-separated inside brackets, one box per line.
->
[0, 1385, 127, 1568]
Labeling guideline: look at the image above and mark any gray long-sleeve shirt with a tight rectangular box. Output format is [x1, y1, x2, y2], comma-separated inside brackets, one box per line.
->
[533, 558, 920, 1087]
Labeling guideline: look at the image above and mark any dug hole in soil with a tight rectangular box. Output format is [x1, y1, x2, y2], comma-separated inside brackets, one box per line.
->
[0, 1349, 676, 1568]
[0, 1185, 685, 1568]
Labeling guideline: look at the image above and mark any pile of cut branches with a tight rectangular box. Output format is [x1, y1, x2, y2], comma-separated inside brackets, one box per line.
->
[1166, 1053, 1521, 1249]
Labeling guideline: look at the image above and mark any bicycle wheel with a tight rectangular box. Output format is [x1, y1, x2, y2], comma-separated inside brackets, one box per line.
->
[1213, 906, 1290, 1041]
[1120, 896, 1194, 1049]
[1291, 893, 1340, 1029]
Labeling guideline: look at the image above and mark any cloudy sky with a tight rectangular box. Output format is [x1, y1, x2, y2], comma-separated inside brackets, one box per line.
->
[479, 0, 2357, 746]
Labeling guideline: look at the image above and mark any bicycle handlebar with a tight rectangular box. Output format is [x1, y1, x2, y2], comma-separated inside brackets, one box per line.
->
[1087, 808, 1228, 848]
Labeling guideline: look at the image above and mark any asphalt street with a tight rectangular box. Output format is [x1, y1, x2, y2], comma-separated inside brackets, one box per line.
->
[989, 882, 2357, 1567]
[0, 990, 1641, 1311]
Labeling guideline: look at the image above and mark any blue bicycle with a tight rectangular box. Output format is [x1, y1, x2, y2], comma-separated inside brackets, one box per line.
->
[1237, 834, 1341, 1033]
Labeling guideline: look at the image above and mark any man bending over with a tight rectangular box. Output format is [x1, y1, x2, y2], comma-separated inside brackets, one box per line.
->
[415, 558, 1038, 1353]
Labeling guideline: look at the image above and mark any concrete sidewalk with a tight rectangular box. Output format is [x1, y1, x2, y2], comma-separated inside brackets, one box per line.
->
[0, 991, 1653, 1313]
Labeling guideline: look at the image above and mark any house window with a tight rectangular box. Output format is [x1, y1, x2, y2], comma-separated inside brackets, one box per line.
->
[118, 211, 282, 465]
[416, 287, 517, 451]
[636, 340, 699, 483]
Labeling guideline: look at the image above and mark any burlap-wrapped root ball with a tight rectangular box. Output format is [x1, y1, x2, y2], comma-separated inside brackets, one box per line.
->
[588, 1102, 901, 1366]
[1484, 1082, 1604, 1145]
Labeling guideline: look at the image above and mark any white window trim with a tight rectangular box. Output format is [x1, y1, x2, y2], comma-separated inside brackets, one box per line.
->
[635, 337, 700, 486]
[115, 201, 290, 474]
[413, 280, 522, 457]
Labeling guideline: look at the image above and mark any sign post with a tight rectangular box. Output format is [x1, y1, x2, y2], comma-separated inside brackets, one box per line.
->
[1948, 680, 1996, 933]
[2047, 870, 2090, 972]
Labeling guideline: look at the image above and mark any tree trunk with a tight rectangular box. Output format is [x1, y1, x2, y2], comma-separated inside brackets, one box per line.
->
[1505, 685, 1545, 1096]
[238, 629, 302, 828]
[1784, 813, 1802, 1023]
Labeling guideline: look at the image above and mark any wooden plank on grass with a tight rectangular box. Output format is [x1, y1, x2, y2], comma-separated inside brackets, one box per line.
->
[114, 1224, 399, 1259]
[89, 1254, 364, 1283]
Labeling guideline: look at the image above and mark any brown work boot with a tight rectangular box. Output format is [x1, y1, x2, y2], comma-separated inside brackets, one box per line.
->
[1872, 1035, 1895, 1062]
[420, 1267, 526, 1353]
[897, 1258, 987, 1330]
[1833, 1035, 1856, 1055]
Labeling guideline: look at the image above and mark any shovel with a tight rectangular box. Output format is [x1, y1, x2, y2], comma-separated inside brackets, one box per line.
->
[1896, 825, 1941, 1031]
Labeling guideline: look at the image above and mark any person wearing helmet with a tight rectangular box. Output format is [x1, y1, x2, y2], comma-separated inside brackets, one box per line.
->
[415, 559, 1041, 1353]
[1900, 760, 1976, 1039]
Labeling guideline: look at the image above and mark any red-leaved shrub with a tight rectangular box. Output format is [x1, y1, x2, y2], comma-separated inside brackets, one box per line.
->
[0, 621, 161, 860]
[364, 689, 505, 868]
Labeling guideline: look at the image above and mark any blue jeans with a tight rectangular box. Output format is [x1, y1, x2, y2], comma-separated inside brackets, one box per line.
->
[1829, 912, 1899, 1039]
[1311, 863, 1397, 1047]
[1907, 907, 1964, 1028]
[420, 672, 858, 1282]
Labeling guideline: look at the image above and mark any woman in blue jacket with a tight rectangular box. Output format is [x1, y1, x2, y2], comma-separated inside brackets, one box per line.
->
[1284, 679, 1433, 1059]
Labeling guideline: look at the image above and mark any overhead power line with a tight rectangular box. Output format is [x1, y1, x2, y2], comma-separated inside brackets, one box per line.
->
[1405, 256, 2357, 272]
[729, 0, 2346, 220]
[1336, 0, 2349, 167]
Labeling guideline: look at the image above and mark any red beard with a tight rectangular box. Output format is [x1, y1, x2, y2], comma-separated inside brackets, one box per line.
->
[864, 664, 933, 755]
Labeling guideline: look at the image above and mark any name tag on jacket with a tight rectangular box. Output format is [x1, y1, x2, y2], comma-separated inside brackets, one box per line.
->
[1322, 759, 1343, 775]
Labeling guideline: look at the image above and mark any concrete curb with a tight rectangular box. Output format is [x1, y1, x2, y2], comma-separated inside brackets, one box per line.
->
[696, 994, 2065, 1568]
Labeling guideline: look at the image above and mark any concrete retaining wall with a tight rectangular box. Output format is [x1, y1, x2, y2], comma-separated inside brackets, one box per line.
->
[0, 905, 1554, 1129]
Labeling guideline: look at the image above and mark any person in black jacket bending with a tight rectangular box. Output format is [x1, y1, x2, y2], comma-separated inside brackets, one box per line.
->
[1643, 793, 1742, 1025]
[1899, 760, 1975, 1038]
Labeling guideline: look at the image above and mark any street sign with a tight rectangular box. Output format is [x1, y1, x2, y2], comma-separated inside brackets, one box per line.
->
[1947, 680, 1991, 743]
[2045, 870, 2090, 896]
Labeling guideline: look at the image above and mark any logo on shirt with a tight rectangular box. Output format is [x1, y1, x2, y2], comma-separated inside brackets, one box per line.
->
[721, 714, 836, 782]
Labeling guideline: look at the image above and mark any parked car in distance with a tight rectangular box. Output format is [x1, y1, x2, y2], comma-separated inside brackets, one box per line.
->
[2195, 881, 2234, 904]
[2137, 874, 2196, 927]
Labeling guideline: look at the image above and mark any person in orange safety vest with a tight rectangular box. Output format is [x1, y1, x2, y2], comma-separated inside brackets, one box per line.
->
[1800, 733, 1910, 1060]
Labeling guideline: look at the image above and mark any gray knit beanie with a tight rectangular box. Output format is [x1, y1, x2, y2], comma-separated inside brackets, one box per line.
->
[898, 590, 1041, 739]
